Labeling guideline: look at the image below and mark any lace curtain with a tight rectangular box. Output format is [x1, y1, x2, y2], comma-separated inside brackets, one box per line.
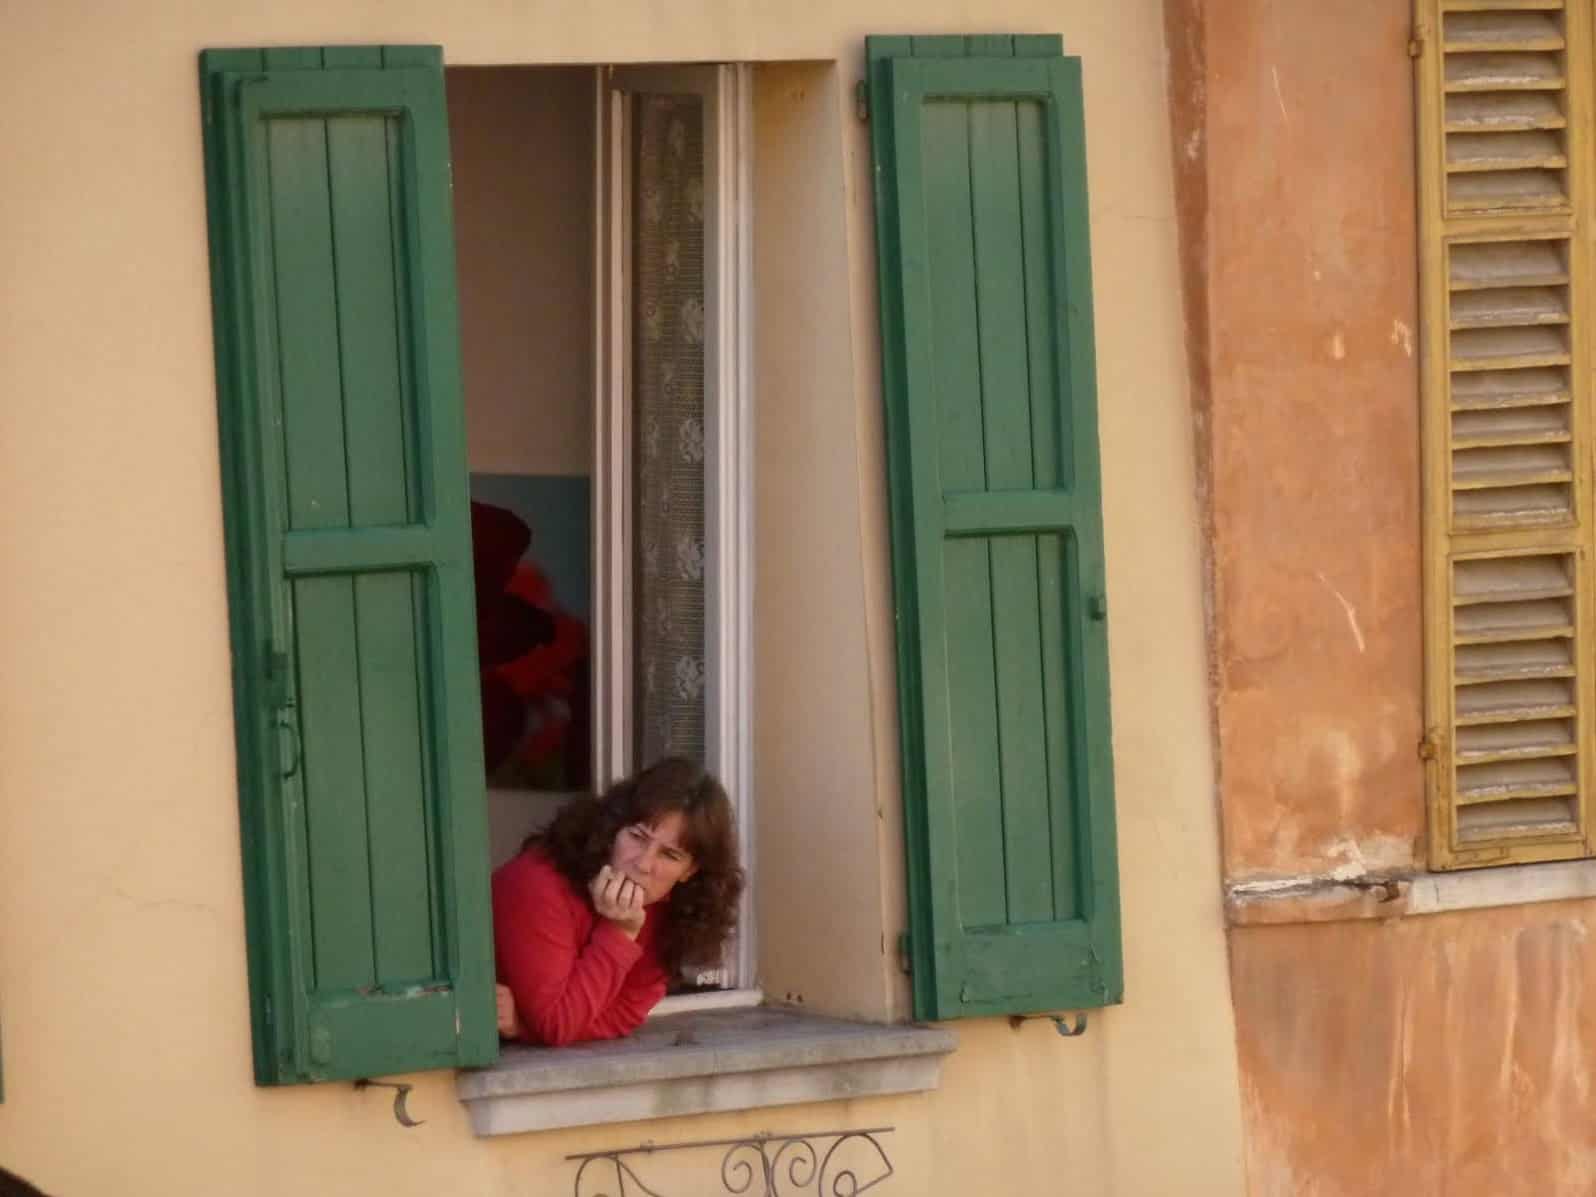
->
[633, 95, 707, 767]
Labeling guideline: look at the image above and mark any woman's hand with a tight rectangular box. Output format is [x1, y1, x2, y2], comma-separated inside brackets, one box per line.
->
[590, 864, 647, 939]
[495, 983, 525, 1039]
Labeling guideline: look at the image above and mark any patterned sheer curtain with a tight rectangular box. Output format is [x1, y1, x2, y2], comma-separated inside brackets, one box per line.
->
[633, 95, 707, 767]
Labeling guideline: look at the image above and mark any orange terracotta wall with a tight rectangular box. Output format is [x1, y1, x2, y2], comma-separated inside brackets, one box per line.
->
[1231, 902, 1596, 1194]
[1165, 5, 1596, 1194]
[1169, 0, 1425, 882]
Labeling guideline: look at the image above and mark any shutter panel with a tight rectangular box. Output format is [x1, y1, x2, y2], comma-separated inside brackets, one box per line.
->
[868, 36, 1122, 1020]
[201, 47, 496, 1081]
[1419, 1, 1595, 867]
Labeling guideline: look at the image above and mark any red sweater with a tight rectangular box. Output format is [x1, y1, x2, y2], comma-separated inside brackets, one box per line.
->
[491, 848, 669, 1047]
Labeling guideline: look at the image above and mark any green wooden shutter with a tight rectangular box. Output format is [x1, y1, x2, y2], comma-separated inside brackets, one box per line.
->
[200, 46, 495, 1083]
[868, 36, 1122, 1021]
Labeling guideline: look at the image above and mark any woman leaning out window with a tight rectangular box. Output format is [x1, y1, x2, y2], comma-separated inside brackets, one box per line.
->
[492, 757, 744, 1047]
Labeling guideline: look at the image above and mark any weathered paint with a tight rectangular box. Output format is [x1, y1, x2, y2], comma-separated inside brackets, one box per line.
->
[1227, 878, 1408, 927]
[1232, 902, 1596, 1195]
[1168, 0, 1425, 882]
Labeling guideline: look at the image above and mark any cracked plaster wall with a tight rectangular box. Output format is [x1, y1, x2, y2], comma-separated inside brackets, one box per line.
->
[1170, 0, 1424, 886]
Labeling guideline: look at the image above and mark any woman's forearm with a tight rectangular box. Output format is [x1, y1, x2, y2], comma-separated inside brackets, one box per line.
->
[505, 919, 643, 1046]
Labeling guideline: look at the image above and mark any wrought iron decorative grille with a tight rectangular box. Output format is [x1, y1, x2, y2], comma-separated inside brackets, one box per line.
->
[568, 1126, 896, 1196]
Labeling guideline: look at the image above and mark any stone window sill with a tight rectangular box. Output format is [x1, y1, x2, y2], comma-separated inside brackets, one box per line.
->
[455, 1006, 957, 1136]
[1225, 857, 1596, 927]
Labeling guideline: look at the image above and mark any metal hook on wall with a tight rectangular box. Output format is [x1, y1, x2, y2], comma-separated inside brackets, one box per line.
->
[1008, 1012, 1088, 1038]
[354, 1078, 424, 1128]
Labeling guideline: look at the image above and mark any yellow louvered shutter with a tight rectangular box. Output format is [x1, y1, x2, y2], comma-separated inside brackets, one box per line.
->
[1420, 0, 1594, 867]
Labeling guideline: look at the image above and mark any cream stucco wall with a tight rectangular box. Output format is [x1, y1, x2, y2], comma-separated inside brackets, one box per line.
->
[753, 62, 902, 1021]
[0, 2, 1241, 1194]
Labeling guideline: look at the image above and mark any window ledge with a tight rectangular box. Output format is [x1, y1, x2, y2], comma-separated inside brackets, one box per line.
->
[455, 1006, 958, 1136]
[1225, 857, 1596, 927]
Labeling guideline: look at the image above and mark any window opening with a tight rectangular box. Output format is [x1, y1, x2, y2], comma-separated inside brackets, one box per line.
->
[599, 64, 756, 998]
[451, 63, 755, 1002]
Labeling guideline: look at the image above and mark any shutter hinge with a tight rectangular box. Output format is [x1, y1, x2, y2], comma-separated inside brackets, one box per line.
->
[1009, 1011, 1089, 1037]
[1418, 732, 1440, 763]
[266, 646, 294, 711]
[896, 930, 912, 975]
[355, 1079, 425, 1129]
[1407, 26, 1426, 59]
[856, 80, 870, 123]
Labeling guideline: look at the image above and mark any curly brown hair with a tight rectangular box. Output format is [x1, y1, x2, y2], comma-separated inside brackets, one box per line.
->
[535, 757, 744, 977]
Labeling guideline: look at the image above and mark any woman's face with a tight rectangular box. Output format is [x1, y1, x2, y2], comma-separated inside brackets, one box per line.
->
[609, 810, 698, 905]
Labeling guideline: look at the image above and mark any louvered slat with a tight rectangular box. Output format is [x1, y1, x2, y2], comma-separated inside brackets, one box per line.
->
[1453, 596, 1573, 642]
[1452, 405, 1569, 446]
[1446, 130, 1566, 172]
[1453, 486, 1571, 526]
[1454, 553, 1572, 598]
[1450, 170, 1567, 210]
[1449, 285, 1567, 326]
[1443, 0, 1565, 12]
[1446, 91, 1566, 132]
[1455, 718, 1574, 765]
[1450, 240, 1567, 287]
[1450, 367, 1568, 409]
[1452, 445, 1571, 490]
[1450, 325, 1569, 369]
[1455, 639, 1573, 682]
[1455, 677, 1574, 722]
[1457, 798, 1578, 842]
[1457, 757, 1576, 803]
[1444, 10, 1564, 50]
[1444, 53, 1564, 92]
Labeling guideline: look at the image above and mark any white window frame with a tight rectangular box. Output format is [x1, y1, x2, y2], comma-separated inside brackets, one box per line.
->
[591, 63, 757, 1001]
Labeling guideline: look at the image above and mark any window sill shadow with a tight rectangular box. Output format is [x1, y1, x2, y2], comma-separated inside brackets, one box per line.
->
[455, 1005, 957, 1136]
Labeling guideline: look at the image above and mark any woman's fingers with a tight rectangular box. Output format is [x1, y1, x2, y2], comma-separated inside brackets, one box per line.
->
[610, 875, 638, 911]
[591, 865, 618, 912]
[591, 865, 646, 927]
[593, 866, 634, 919]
